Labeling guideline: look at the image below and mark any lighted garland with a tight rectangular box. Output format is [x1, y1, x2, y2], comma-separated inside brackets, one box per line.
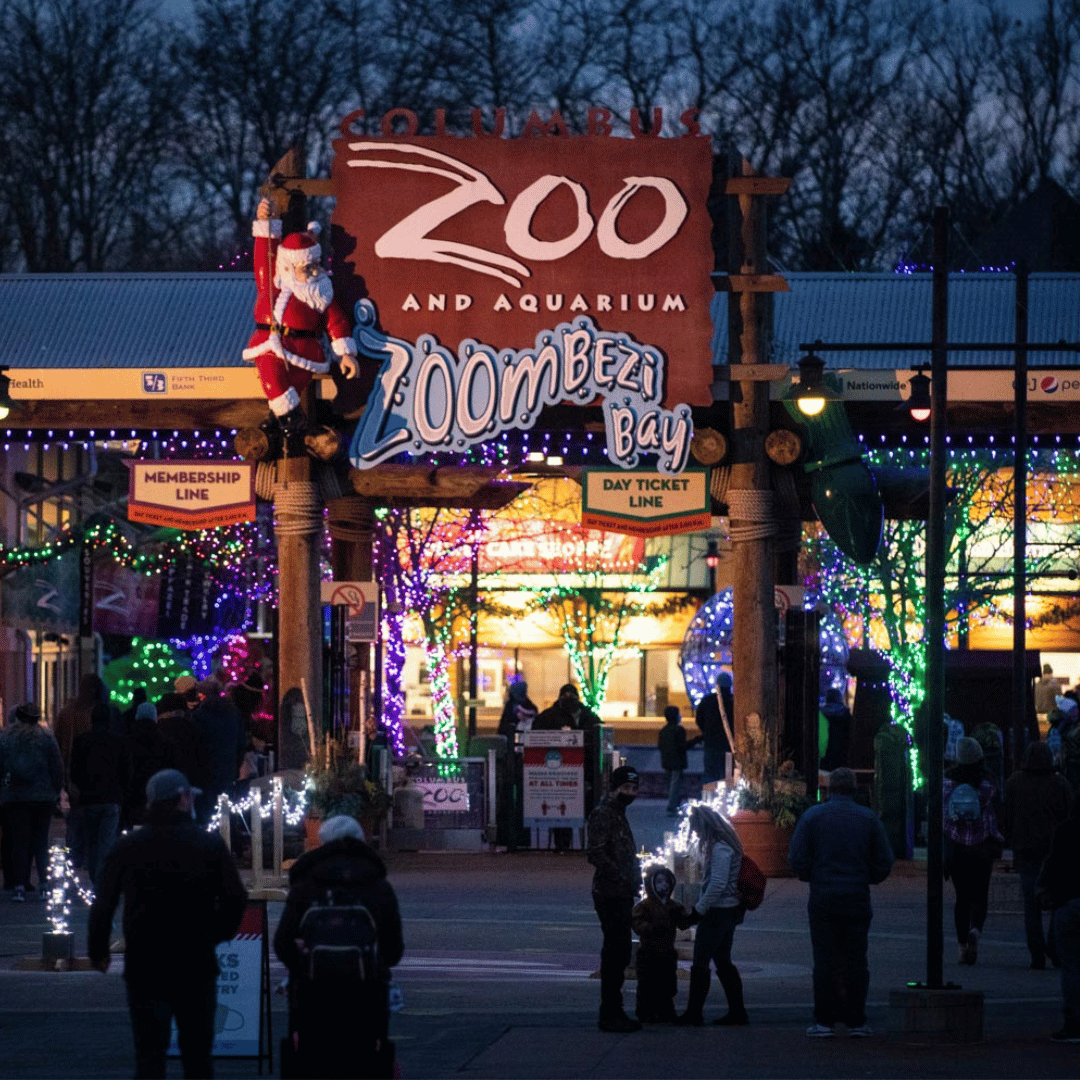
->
[46, 778, 309, 934]
[102, 639, 192, 711]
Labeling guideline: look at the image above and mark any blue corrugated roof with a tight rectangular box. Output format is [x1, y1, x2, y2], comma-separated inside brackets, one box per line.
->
[711, 272, 1080, 369]
[0, 273, 253, 369]
[1, 271, 1077, 372]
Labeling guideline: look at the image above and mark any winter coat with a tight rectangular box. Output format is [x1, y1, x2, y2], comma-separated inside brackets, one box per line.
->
[156, 709, 210, 789]
[587, 794, 638, 899]
[88, 809, 247, 984]
[71, 726, 131, 806]
[819, 700, 852, 771]
[0, 722, 63, 805]
[657, 720, 688, 772]
[1003, 743, 1072, 862]
[126, 719, 175, 825]
[273, 837, 404, 982]
[944, 763, 1004, 850]
[1037, 794, 1080, 908]
[694, 690, 732, 754]
[497, 694, 538, 740]
[695, 840, 741, 914]
[193, 695, 247, 798]
[788, 793, 894, 911]
[632, 869, 694, 977]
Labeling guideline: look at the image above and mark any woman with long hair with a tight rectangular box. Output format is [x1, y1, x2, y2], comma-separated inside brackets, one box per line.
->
[676, 803, 749, 1026]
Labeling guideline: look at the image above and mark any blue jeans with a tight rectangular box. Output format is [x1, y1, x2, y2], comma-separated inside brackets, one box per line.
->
[1014, 855, 1049, 963]
[81, 803, 120, 886]
[665, 769, 683, 812]
[808, 898, 872, 1028]
[1052, 899, 1080, 1028]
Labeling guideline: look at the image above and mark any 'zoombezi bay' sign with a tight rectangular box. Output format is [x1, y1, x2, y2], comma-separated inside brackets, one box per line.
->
[332, 109, 714, 475]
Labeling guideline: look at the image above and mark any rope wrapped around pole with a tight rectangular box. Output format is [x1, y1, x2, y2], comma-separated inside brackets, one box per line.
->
[726, 487, 777, 542]
[273, 479, 323, 537]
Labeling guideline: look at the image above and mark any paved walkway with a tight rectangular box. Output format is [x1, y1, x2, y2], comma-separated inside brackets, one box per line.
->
[0, 800, 1075, 1078]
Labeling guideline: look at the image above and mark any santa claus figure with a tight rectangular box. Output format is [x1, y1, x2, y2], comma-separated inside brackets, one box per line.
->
[243, 197, 358, 443]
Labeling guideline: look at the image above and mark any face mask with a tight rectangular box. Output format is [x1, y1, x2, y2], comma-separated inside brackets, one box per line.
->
[652, 875, 672, 901]
[616, 791, 637, 807]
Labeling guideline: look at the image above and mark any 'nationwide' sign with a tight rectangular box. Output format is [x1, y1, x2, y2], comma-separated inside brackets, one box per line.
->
[581, 468, 710, 537]
[126, 460, 255, 529]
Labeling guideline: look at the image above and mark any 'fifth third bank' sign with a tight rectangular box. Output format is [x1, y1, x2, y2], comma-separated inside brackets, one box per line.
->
[582, 468, 710, 538]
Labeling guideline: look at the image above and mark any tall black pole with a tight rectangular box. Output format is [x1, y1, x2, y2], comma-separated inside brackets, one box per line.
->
[1013, 265, 1029, 776]
[925, 207, 949, 989]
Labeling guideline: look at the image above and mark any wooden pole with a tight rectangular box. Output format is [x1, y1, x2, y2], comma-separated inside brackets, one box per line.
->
[276, 385, 323, 769]
[726, 155, 779, 786]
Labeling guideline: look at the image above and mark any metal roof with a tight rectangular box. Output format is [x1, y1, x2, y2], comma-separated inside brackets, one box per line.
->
[0, 273, 253, 369]
[1, 271, 1078, 373]
[710, 272, 1080, 370]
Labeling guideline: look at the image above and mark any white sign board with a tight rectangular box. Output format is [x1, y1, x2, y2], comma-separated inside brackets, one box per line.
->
[522, 730, 585, 826]
[170, 903, 264, 1058]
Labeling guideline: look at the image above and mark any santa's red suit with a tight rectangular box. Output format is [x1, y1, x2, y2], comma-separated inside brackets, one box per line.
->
[243, 216, 357, 425]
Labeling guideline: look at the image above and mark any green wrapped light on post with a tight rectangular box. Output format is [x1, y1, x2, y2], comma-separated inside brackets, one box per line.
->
[783, 352, 883, 565]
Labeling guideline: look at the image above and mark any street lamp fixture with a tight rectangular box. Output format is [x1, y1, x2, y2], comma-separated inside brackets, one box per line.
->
[0, 366, 13, 421]
[791, 351, 835, 417]
[907, 367, 931, 422]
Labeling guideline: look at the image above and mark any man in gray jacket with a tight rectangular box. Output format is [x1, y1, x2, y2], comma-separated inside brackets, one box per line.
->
[788, 767, 894, 1038]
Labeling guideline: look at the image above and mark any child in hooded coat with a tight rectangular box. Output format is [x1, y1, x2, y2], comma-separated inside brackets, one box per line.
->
[631, 865, 696, 1022]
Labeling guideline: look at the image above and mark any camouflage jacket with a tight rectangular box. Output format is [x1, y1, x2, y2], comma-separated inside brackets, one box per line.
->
[587, 794, 638, 899]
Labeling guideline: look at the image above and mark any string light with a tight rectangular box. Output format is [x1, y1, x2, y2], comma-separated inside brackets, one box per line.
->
[46, 779, 309, 927]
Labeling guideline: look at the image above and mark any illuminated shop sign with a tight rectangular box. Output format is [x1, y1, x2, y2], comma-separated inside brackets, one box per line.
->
[332, 113, 714, 474]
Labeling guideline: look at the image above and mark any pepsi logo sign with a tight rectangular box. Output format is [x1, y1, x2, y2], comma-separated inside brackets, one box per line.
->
[1040, 376, 1058, 393]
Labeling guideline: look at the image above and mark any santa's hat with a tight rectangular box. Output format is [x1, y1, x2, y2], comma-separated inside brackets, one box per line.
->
[276, 222, 322, 280]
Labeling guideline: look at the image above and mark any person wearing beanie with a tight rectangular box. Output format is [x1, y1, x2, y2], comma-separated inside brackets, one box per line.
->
[0, 703, 62, 901]
[945, 736, 1005, 965]
[658, 706, 698, 816]
[89, 769, 247, 1079]
[274, 814, 403, 1076]
[586, 764, 642, 1032]
[1004, 741, 1072, 968]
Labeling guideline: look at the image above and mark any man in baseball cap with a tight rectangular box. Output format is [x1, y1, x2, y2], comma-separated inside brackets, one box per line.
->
[89, 768, 246, 1078]
[586, 764, 642, 1032]
[144, 768, 201, 807]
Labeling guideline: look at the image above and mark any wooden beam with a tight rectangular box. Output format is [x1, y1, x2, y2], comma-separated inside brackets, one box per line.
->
[713, 363, 790, 382]
[715, 274, 790, 294]
[724, 177, 791, 196]
[347, 464, 501, 499]
[274, 178, 335, 198]
[371, 481, 530, 511]
[10, 400, 268, 430]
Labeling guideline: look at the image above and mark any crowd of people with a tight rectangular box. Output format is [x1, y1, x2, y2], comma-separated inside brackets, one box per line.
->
[0, 671, 273, 899]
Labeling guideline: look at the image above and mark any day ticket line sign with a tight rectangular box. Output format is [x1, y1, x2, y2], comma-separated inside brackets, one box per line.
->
[581, 467, 710, 537]
[522, 730, 585, 826]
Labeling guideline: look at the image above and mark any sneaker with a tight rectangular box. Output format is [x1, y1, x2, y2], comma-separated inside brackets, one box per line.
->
[806, 1023, 835, 1038]
[11, 886, 25, 903]
[1051, 1027, 1080, 1043]
[848, 1024, 873, 1037]
[598, 1012, 643, 1033]
[966, 929, 979, 965]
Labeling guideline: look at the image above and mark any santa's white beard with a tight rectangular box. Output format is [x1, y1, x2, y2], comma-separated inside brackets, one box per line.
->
[287, 271, 334, 313]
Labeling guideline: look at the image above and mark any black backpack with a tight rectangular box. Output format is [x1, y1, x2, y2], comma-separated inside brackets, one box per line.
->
[297, 888, 381, 994]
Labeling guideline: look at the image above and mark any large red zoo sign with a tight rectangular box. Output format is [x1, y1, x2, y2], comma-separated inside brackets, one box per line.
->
[332, 115, 715, 472]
